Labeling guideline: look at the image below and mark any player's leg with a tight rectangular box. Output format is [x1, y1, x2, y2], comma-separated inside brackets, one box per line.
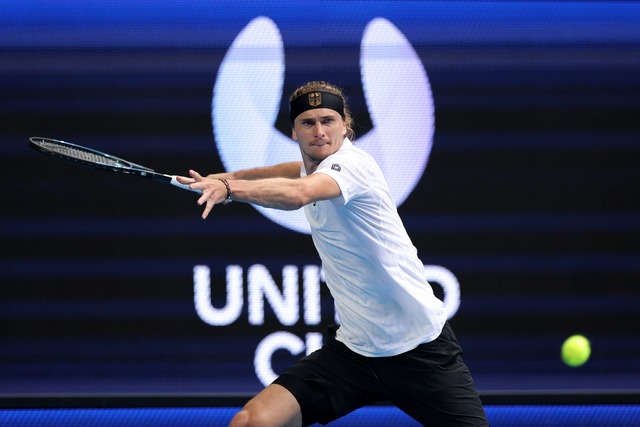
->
[228, 383, 303, 427]
[374, 322, 488, 426]
[269, 328, 384, 426]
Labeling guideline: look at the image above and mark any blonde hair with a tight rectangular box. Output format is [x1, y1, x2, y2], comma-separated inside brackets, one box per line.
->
[290, 81, 355, 141]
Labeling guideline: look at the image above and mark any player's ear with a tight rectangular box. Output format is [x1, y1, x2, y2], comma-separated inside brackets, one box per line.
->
[292, 128, 298, 141]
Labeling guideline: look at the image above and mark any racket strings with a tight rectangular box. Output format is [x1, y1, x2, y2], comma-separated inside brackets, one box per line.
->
[38, 139, 128, 168]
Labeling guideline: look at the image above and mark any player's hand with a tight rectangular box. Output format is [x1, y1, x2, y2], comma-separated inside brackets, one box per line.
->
[178, 170, 228, 219]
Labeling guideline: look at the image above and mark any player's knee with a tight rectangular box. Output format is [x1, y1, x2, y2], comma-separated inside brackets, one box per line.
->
[228, 408, 251, 427]
[228, 407, 272, 427]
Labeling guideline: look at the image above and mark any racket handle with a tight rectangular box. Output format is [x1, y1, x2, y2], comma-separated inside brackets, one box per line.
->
[170, 176, 201, 193]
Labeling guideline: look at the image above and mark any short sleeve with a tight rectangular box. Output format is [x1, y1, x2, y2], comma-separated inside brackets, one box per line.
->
[313, 150, 371, 205]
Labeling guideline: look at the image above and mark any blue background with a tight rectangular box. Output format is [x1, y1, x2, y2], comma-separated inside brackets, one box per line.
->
[1, 2, 639, 417]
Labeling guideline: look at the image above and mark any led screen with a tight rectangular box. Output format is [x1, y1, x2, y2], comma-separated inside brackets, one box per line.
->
[1, 0, 639, 396]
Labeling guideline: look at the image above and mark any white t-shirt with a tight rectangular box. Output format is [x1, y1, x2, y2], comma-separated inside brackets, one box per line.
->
[303, 138, 446, 357]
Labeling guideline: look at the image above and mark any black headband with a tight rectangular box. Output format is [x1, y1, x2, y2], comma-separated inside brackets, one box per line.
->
[289, 91, 345, 124]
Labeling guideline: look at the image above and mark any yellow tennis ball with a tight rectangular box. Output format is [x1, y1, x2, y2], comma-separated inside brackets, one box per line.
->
[561, 335, 591, 367]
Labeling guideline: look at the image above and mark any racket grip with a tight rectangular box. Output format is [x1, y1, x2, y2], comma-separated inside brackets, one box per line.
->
[170, 176, 201, 193]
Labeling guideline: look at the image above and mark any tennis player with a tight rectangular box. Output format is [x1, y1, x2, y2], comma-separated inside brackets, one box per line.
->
[177, 81, 488, 426]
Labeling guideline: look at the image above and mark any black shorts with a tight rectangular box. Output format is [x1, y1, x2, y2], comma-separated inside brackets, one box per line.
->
[273, 322, 488, 426]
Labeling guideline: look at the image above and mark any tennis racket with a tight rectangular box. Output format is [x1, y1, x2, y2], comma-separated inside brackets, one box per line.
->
[28, 136, 198, 193]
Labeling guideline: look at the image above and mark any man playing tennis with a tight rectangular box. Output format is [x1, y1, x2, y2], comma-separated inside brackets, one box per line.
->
[177, 81, 488, 426]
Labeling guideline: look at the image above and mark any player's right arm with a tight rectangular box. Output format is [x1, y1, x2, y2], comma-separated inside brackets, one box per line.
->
[177, 167, 341, 219]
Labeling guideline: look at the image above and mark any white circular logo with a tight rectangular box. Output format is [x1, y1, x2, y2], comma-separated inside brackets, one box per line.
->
[213, 17, 434, 234]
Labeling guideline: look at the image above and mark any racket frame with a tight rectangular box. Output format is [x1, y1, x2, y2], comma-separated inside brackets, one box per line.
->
[28, 136, 194, 191]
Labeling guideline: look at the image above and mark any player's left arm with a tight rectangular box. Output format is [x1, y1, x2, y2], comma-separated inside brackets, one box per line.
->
[208, 162, 303, 180]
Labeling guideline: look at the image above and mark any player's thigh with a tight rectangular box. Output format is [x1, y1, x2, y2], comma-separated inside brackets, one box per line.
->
[387, 356, 487, 427]
[274, 333, 383, 424]
[374, 323, 488, 426]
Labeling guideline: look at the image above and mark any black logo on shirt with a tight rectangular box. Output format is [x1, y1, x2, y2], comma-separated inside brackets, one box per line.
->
[331, 164, 341, 172]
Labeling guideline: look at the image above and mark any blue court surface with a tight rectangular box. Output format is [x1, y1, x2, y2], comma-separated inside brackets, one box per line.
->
[1, 404, 639, 426]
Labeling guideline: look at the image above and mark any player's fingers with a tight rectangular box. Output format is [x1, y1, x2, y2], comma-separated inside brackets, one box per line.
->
[175, 175, 195, 185]
[202, 199, 215, 219]
[188, 180, 206, 193]
[197, 188, 211, 206]
[189, 169, 204, 181]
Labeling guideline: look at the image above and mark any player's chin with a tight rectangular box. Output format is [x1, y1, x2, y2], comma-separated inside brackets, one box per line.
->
[309, 145, 334, 158]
